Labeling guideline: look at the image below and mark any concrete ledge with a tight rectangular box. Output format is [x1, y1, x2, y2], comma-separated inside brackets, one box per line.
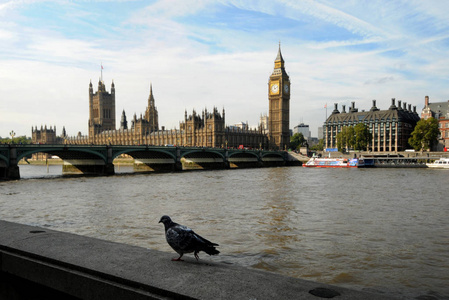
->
[0, 220, 399, 300]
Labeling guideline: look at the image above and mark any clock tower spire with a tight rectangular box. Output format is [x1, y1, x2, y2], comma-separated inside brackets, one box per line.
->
[268, 43, 290, 150]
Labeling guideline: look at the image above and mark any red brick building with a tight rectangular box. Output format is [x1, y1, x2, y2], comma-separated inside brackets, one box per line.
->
[421, 96, 449, 151]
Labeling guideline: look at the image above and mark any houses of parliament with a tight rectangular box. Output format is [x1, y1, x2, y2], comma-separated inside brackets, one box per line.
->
[32, 46, 291, 150]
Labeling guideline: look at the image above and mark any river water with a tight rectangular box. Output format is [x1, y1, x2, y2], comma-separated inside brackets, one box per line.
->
[1, 165, 448, 299]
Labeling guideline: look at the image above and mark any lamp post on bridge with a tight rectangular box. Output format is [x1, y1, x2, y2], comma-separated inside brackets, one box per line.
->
[9, 130, 15, 144]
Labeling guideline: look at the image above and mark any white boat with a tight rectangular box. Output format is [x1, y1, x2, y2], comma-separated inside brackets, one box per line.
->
[426, 158, 449, 169]
[303, 157, 365, 168]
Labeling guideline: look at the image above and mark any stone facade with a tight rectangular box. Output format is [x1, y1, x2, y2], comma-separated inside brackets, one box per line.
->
[31, 125, 65, 159]
[89, 80, 116, 136]
[32, 125, 58, 144]
[64, 82, 269, 148]
[268, 45, 290, 150]
[324, 99, 420, 152]
[421, 95, 449, 151]
[32, 47, 290, 150]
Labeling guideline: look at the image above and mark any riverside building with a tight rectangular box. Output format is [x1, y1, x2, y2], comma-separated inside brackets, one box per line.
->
[421, 96, 449, 151]
[324, 99, 420, 152]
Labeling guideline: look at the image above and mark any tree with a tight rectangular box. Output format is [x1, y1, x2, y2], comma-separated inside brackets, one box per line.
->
[290, 132, 305, 150]
[336, 127, 346, 152]
[336, 126, 355, 152]
[354, 123, 371, 151]
[336, 124, 371, 152]
[0, 136, 32, 144]
[409, 118, 439, 151]
[310, 139, 324, 151]
[347, 126, 356, 150]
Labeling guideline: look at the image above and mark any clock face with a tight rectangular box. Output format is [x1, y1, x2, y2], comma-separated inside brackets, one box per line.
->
[284, 84, 289, 93]
[271, 83, 279, 94]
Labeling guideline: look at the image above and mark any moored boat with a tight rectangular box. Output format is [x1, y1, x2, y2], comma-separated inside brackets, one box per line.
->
[303, 157, 365, 168]
[426, 158, 449, 169]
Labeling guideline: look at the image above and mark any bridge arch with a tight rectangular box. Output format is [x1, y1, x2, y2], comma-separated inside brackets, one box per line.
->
[180, 148, 226, 170]
[259, 151, 286, 167]
[227, 151, 261, 168]
[260, 152, 285, 160]
[0, 153, 8, 167]
[111, 147, 179, 172]
[181, 149, 225, 160]
[228, 151, 259, 160]
[16, 147, 108, 163]
[111, 148, 176, 161]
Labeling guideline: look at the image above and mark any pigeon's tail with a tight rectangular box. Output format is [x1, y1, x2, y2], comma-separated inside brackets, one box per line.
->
[196, 234, 220, 256]
[204, 245, 220, 256]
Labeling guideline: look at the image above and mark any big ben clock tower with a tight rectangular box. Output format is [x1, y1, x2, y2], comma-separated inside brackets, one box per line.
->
[268, 44, 290, 150]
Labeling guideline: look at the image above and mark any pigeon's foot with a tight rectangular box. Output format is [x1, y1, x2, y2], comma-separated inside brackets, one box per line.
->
[172, 257, 184, 261]
[194, 252, 200, 261]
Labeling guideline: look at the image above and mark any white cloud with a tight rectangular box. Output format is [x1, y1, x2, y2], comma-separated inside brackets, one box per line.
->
[0, 1, 16, 15]
[0, 28, 13, 40]
[139, 0, 212, 18]
[1, 0, 449, 138]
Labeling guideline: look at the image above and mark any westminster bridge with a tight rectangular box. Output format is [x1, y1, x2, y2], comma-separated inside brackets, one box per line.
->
[0, 144, 297, 180]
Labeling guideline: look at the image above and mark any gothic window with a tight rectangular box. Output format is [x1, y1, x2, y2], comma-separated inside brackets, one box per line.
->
[103, 109, 111, 119]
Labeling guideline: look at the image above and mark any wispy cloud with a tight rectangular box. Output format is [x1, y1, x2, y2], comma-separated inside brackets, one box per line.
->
[1, 0, 449, 138]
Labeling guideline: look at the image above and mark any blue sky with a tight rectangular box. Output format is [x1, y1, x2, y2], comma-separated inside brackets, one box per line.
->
[1, 0, 449, 138]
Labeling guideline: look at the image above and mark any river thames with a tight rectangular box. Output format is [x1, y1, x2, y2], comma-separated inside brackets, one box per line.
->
[1, 165, 448, 299]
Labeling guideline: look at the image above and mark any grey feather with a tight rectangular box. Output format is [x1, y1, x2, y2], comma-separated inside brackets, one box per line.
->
[159, 215, 220, 261]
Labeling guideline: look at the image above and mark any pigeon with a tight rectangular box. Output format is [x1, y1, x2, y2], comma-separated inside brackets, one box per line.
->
[158, 215, 220, 261]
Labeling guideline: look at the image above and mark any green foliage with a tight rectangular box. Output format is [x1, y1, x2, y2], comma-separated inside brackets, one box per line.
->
[310, 139, 324, 151]
[336, 124, 371, 152]
[290, 132, 305, 150]
[347, 126, 356, 149]
[337, 126, 353, 152]
[0, 136, 32, 144]
[354, 123, 371, 151]
[408, 118, 439, 151]
[336, 127, 346, 152]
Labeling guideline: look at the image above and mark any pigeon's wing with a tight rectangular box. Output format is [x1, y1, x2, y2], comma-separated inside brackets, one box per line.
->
[191, 231, 219, 247]
[166, 224, 197, 252]
[166, 223, 220, 257]
[191, 231, 220, 255]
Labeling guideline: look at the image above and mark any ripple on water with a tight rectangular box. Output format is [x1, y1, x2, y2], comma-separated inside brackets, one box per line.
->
[1, 166, 449, 299]
[329, 272, 358, 284]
